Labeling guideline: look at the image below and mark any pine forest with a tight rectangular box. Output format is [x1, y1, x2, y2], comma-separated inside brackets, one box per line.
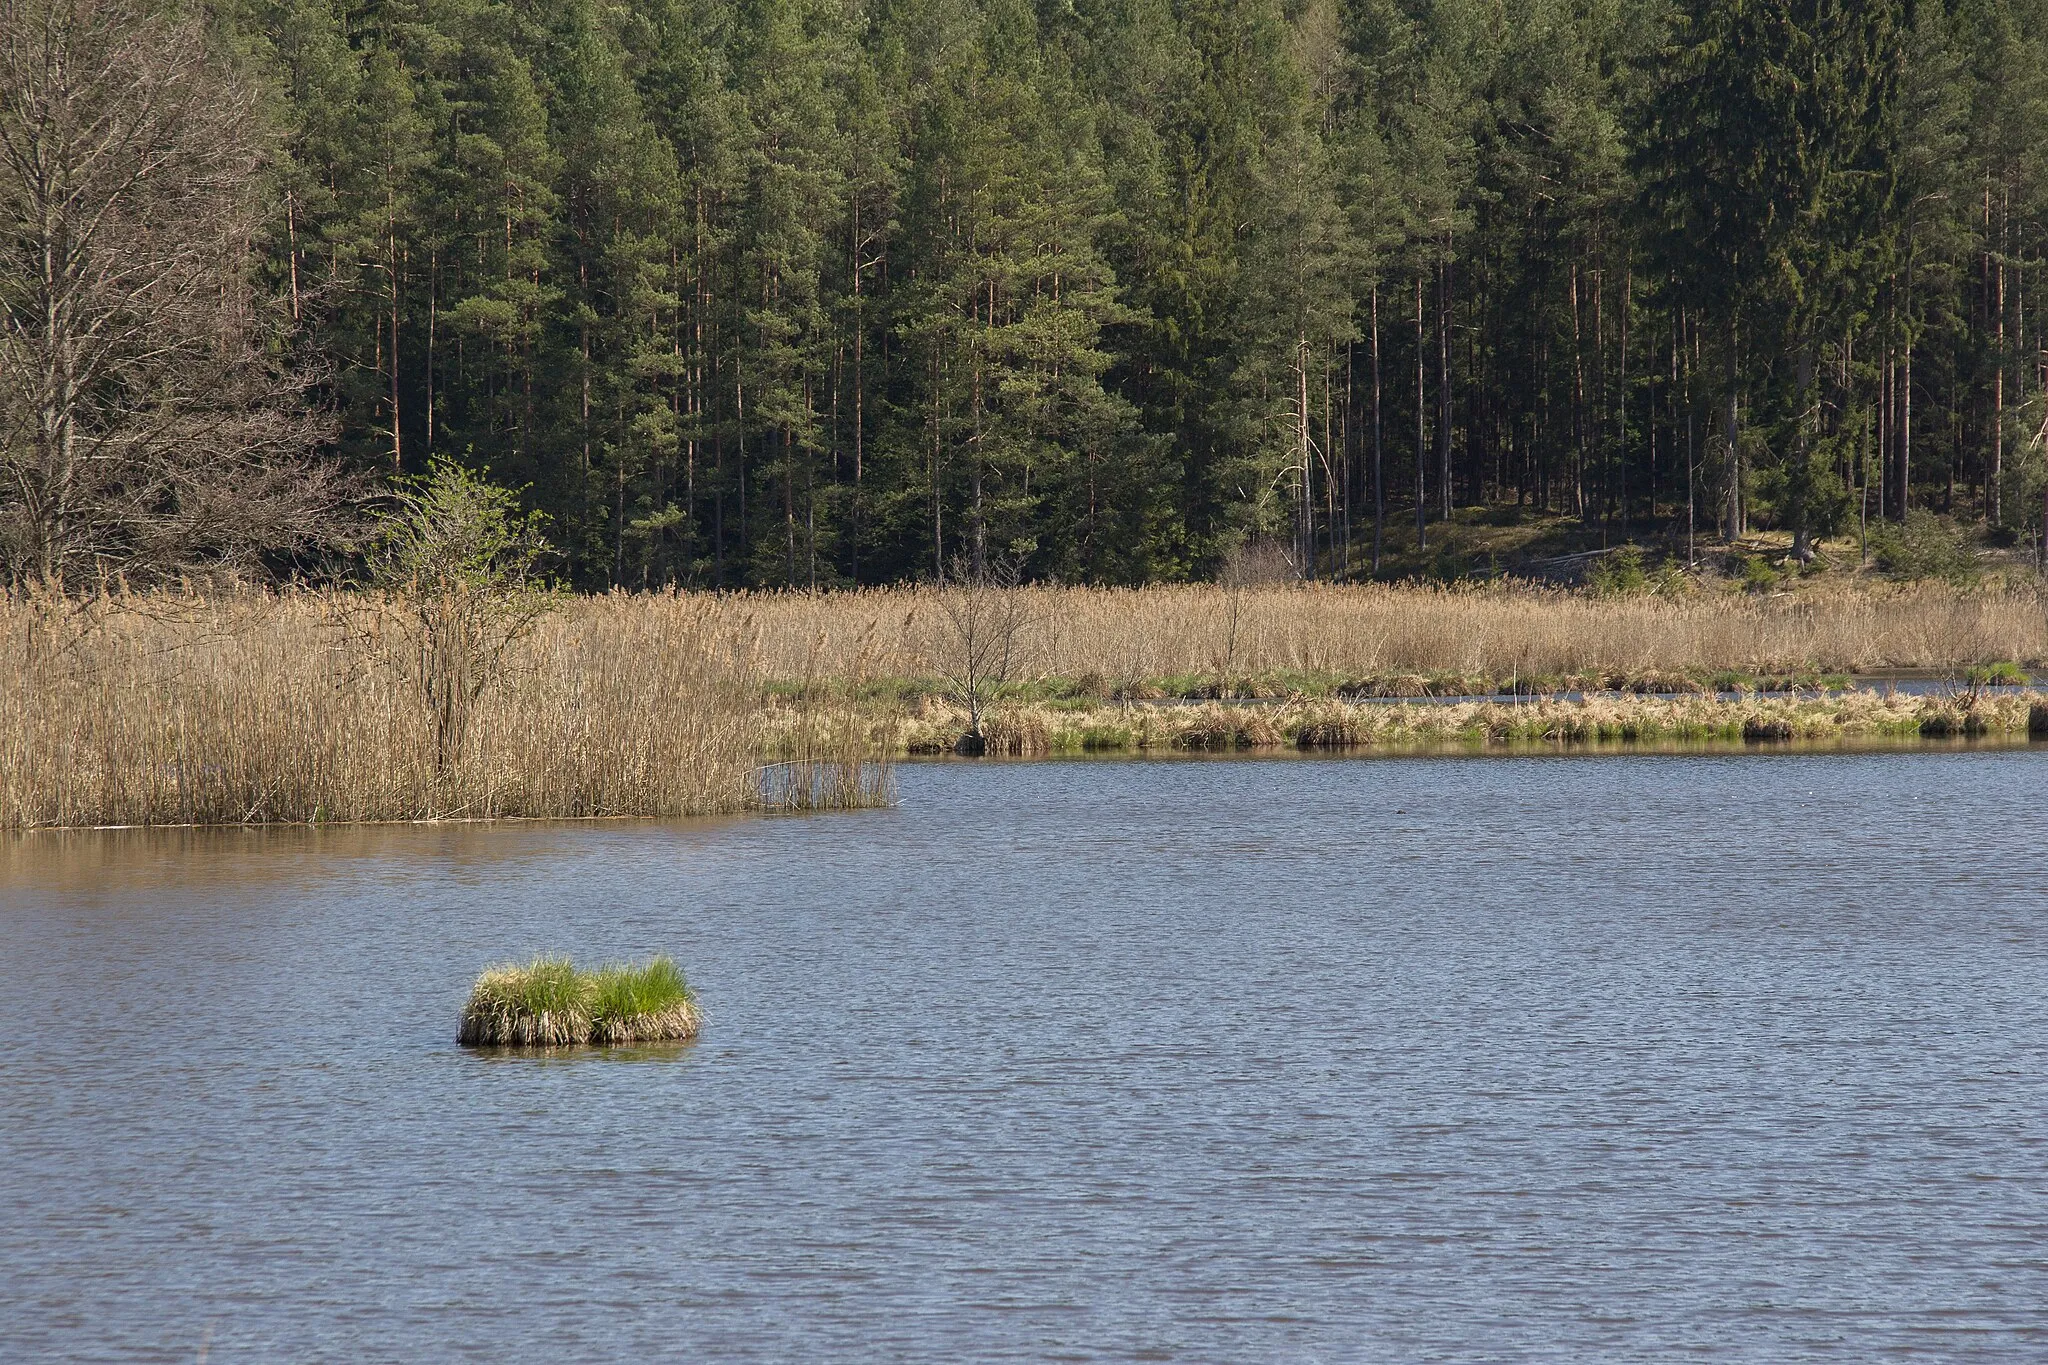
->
[10, 0, 2048, 587]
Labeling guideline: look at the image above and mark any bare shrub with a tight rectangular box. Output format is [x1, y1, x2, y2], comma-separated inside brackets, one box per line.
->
[929, 556, 1035, 751]
[1220, 538, 1299, 588]
[1219, 541, 1296, 674]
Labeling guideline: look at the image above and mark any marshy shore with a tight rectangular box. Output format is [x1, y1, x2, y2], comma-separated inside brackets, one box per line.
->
[7, 579, 2045, 828]
[842, 688, 2048, 756]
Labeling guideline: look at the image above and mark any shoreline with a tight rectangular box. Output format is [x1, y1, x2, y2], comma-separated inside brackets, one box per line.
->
[898, 730, 2048, 761]
[12, 583, 2047, 829]
[14, 729, 2042, 833]
[779, 689, 2048, 759]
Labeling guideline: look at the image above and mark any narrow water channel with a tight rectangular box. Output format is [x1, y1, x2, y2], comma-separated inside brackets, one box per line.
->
[5, 750, 2046, 1361]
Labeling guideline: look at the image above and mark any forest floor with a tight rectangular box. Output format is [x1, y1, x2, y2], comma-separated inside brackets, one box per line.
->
[1346, 504, 2046, 584]
[1335, 504, 1635, 582]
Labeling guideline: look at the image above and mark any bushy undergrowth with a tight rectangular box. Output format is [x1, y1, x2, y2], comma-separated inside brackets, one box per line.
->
[1870, 512, 1982, 584]
[1586, 544, 1678, 597]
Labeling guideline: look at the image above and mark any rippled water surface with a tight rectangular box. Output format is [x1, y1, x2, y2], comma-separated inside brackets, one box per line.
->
[7, 751, 2048, 1362]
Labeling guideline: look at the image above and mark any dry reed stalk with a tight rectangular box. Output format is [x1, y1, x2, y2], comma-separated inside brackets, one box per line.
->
[458, 1000, 591, 1047]
[588, 1000, 703, 1044]
[457, 993, 703, 1046]
[9, 582, 2041, 827]
[757, 621, 899, 809]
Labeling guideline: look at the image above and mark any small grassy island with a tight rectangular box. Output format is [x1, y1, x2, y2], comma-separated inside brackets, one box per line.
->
[458, 955, 701, 1047]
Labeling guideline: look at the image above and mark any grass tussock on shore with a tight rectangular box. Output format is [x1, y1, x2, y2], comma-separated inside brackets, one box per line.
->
[458, 955, 701, 1046]
[782, 687, 2047, 756]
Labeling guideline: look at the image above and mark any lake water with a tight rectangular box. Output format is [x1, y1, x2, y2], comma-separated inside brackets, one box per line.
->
[6, 750, 2048, 1361]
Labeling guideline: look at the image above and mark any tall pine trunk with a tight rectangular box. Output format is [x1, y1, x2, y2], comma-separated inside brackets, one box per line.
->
[1371, 284, 1383, 574]
[1414, 276, 1426, 553]
[1722, 317, 1740, 540]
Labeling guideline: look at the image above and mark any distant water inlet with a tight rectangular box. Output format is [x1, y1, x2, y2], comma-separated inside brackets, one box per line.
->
[5, 751, 2048, 1360]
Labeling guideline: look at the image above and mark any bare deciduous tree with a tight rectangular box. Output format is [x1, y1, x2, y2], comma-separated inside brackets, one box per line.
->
[1213, 538, 1295, 676]
[0, 0, 348, 586]
[930, 555, 1033, 754]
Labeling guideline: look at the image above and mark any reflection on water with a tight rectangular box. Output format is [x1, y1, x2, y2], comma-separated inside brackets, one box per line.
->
[6, 750, 2048, 1361]
[464, 1041, 702, 1066]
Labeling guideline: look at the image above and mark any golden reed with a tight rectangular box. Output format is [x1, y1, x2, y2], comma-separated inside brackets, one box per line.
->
[2, 589, 763, 828]
[6, 579, 2043, 827]
[719, 579, 2048, 683]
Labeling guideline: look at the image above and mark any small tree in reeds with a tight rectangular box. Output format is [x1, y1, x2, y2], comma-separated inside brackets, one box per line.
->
[360, 460, 554, 770]
[1213, 538, 1294, 677]
[930, 555, 1033, 753]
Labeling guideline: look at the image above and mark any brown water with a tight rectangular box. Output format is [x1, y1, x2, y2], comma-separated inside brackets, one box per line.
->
[5, 750, 2048, 1361]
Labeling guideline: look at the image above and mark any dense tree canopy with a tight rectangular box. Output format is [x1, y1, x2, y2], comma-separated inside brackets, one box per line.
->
[186, 0, 2048, 583]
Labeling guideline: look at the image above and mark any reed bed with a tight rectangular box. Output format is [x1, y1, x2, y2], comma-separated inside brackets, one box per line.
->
[458, 955, 701, 1046]
[1, 589, 776, 828]
[718, 579, 2048, 684]
[7, 580, 2043, 828]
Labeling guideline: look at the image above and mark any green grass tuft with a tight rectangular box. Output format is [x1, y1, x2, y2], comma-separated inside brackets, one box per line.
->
[459, 954, 700, 1047]
[507, 955, 586, 1015]
[589, 955, 692, 1021]
[1965, 661, 2030, 686]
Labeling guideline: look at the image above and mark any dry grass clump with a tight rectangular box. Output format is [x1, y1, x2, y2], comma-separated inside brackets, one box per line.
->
[857, 688, 2045, 755]
[1168, 707, 1282, 750]
[1294, 715, 1361, 747]
[460, 956, 593, 1046]
[458, 955, 701, 1046]
[980, 708, 1054, 756]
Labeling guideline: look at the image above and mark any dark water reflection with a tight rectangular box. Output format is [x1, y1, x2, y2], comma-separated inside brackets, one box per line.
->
[5, 751, 2048, 1361]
